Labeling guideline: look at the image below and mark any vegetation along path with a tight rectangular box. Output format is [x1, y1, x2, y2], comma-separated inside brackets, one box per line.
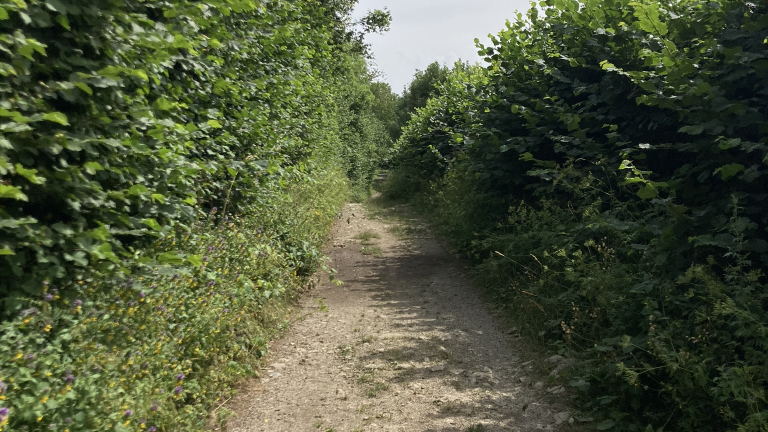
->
[225, 200, 575, 432]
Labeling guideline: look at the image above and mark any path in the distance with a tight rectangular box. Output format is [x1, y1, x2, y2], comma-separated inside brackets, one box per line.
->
[226, 202, 573, 432]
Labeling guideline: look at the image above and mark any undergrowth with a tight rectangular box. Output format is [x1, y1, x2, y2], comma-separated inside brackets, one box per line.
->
[0, 169, 347, 431]
[384, 0, 768, 430]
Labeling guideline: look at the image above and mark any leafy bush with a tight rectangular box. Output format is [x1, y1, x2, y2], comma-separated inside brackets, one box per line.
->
[0, 0, 394, 430]
[390, 0, 768, 430]
[0, 168, 347, 431]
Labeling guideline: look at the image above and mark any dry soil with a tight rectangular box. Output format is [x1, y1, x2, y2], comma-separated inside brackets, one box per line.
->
[224, 201, 575, 432]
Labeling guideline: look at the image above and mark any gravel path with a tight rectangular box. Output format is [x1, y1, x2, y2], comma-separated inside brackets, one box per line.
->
[225, 202, 574, 432]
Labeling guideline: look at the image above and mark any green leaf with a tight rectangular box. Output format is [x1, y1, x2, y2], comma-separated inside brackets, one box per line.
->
[187, 255, 203, 267]
[678, 125, 704, 135]
[75, 82, 93, 95]
[715, 163, 745, 180]
[0, 8, 8, 20]
[637, 185, 658, 199]
[83, 162, 104, 174]
[596, 419, 616, 430]
[14, 164, 45, 184]
[157, 252, 184, 265]
[0, 247, 15, 255]
[0, 184, 28, 201]
[127, 184, 149, 195]
[55, 14, 70, 30]
[151, 193, 165, 203]
[43, 112, 69, 125]
[142, 218, 162, 231]
[207, 119, 223, 129]
[153, 98, 174, 111]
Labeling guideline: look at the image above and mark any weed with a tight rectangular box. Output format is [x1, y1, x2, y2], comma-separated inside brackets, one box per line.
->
[366, 381, 389, 398]
[315, 298, 329, 313]
[361, 245, 383, 257]
[357, 335, 375, 345]
[354, 230, 381, 245]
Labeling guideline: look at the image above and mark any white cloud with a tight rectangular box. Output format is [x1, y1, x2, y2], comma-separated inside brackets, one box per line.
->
[352, 0, 533, 92]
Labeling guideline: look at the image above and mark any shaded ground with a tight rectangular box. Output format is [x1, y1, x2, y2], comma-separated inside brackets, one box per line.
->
[224, 199, 576, 432]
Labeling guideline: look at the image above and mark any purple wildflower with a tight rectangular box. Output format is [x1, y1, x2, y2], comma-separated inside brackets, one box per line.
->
[150, 402, 159, 412]
[44, 294, 54, 301]
[208, 281, 215, 287]
[139, 292, 146, 298]
[74, 299, 82, 307]
[64, 374, 75, 384]
[149, 427, 157, 432]
[176, 373, 185, 381]
[174, 386, 183, 395]
[124, 410, 132, 417]
[0, 407, 8, 421]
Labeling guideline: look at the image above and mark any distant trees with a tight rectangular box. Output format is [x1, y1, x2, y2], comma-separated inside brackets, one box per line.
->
[399, 62, 450, 116]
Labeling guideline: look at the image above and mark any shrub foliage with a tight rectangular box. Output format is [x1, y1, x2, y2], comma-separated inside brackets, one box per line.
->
[389, 0, 768, 430]
[0, 0, 393, 430]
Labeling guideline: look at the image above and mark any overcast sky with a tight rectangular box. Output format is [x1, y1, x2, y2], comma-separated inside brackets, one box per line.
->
[352, 0, 532, 93]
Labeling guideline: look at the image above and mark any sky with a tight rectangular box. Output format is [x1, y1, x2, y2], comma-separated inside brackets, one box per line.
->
[351, 0, 533, 93]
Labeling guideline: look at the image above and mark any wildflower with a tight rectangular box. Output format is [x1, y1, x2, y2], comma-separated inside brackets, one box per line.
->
[44, 294, 54, 301]
[74, 299, 82, 307]
[64, 375, 75, 384]
[149, 427, 157, 432]
[0, 407, 8, 422]
[150, 402, 159, 412]
[174, 386, 183, 395]
[139, 292, 146, 298]
[176, 373, 185, 381]
[208, 281, 215, 286]
[124, 410, 132, 417]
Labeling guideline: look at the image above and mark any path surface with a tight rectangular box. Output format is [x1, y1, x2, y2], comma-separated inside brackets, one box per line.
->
[225, 202, 574, 432]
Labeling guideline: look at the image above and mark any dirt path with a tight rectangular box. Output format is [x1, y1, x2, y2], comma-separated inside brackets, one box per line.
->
[225, 202, 574, 432]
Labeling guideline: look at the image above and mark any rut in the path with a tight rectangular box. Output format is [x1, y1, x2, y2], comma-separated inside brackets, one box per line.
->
[224, 202, 574, 432]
